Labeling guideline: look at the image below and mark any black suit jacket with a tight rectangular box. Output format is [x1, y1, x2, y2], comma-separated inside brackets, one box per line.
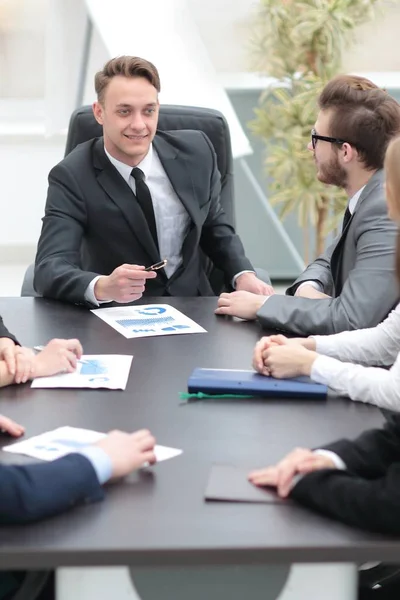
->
[0, 453, 103, 524]
[291, 414, 400, 534]
[34, 131, 253, 305]
[0, 317, 18, 345]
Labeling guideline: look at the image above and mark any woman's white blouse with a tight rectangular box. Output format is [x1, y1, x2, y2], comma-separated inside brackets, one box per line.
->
[311, 303, 400, 410]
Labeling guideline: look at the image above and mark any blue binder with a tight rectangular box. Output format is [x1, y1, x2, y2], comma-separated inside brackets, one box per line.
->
[187, 368, 327, 399]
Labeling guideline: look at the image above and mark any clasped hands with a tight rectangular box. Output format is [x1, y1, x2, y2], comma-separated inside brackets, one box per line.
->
[0, 337, 84, 384]
[252, 334, 319, 379]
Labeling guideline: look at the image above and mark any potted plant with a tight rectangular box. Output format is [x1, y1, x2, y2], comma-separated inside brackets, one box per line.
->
[250, 0, 380, 261]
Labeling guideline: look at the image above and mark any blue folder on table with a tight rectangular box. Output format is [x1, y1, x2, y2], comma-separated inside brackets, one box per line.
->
[188, 368, 327, 399]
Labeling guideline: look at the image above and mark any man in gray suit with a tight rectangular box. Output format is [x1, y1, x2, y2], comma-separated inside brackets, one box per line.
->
[34, 56, 273, 306]
[216, 75, 400, 335]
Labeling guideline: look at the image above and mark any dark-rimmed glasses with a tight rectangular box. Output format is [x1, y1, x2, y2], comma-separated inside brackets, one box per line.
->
[311, 128, 348, 150]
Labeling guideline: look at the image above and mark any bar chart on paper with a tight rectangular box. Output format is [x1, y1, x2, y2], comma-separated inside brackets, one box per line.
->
[30, 355, 133, 389]
[91, 304, 207, 338]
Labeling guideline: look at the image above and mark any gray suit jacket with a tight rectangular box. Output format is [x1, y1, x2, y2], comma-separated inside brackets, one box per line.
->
[257, 170, 398, 335]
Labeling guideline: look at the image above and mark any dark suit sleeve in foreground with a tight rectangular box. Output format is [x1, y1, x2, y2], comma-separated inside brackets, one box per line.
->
[0, 316, 18, 345]
[198, 133, 254, 282]
[0, 453, 104, 524]
[322, 421, 400, 480]
[290, 419, 400, 534]
[291, 465, 400, 534]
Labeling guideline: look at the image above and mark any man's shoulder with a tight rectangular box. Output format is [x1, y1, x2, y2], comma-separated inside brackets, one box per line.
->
[155, 129, 211, 153]
[156, 128, 206, 142]
[51, 137, 101, 175]
[358, 170, 385, 208]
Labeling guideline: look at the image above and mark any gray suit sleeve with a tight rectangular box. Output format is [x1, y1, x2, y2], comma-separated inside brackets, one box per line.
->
[34, 164, 101, 305]
[257, 202, 398, 335]
[286, 239, 337, 296]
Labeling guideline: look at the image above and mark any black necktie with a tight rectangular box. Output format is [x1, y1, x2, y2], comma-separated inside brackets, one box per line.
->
[131, 167, 159, 250]
[342, 206, 352, 233]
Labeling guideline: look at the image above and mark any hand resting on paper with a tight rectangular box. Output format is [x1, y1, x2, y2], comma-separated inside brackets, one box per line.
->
[0, 338, 83, 387]
[248, 447, 337, 498]
[95, 429, 157, 478]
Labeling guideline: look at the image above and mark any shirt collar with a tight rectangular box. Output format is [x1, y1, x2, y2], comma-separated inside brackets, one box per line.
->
[348, 185, 366, 214]
[104, 144, 153, 183]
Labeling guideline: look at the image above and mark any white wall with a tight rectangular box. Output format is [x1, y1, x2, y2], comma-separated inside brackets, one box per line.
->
[0, 133, 64, 255]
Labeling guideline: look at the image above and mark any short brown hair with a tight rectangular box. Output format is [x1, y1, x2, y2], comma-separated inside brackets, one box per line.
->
[95, 56, 161, 104]
[319, 75, 400, 170]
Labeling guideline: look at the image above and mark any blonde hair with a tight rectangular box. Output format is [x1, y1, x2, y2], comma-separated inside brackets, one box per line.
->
[384, 136, 400, 282]
[385, 135, 400, 200]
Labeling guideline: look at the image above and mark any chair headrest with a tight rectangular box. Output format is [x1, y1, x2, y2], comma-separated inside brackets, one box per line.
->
[65, 105, 233, 177]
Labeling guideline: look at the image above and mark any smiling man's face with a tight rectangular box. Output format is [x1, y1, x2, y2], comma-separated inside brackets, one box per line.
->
[93, 75, 159, 166]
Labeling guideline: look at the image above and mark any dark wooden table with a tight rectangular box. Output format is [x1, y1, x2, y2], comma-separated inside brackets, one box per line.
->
[0, 297, 395, 575]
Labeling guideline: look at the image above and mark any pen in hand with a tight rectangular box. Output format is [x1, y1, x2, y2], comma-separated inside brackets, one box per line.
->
[144, 259, 168, 272]
[33, 346, 89, 365]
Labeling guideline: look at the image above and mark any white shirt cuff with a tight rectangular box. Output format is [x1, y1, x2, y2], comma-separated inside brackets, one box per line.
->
[84, 276, 113, 306]
[290, 449, 346, 491]
[313, 449, 347, 470]
[75, 446, 113, 484]
[296, 280, 323, 293]
[232, 270, 256, 289]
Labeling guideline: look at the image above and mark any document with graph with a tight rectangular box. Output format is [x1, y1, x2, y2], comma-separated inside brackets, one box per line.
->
[3, 426, 182, 464]
[30, 355, 133, 390]
[91, 304, 207, 339]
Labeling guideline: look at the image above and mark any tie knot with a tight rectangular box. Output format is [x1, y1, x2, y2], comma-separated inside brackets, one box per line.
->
[131, 167, 145, 182]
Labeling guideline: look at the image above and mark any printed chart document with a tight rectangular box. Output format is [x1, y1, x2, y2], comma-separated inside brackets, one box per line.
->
[91, 304, 206, 339]
[31, 355, 133, 390]
[3, 426, 183, 463]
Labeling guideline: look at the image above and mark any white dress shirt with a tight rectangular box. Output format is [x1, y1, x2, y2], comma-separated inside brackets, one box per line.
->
[296, 185, 366, 294]
[309, 302, 400, 410]
[85, 145, 251, 305]
[85, 144, 190, 304]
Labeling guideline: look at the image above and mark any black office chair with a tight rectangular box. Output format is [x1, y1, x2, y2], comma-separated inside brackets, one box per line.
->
[22, 104, 237, 296]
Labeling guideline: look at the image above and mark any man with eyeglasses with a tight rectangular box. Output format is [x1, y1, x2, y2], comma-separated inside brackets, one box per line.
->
[216, 75, 400, 335]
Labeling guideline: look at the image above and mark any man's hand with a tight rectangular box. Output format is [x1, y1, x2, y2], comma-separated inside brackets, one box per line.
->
[253, 335, 316, 375]
[94, 264, 157, 303]
[235, 273, 274, 296]
[33, 339, 83, 378]
[0, 337, 17, 373]
[0, 414, 25, 437]
[215, 291, 267, 320]
[248, 447, 337, 498]
[95, 429, 156, 478]
[0, 338, 38, 384]
[261, 344, 318, 379]
[295, 285, 331, 299]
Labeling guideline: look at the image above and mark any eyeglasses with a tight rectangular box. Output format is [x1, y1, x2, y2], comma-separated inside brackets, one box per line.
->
[311, 128, 348, 150]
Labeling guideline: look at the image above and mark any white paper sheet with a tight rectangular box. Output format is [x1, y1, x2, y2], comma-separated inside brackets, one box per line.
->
[31, 355, 133, 390]
[3, 426, 183, 464]
[91, 304, 206, 339]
